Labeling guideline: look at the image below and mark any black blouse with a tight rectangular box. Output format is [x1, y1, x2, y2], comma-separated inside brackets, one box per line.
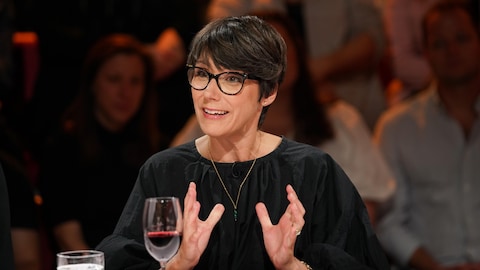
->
[97, 138, 389, 270]
[39, 122, 157, 249]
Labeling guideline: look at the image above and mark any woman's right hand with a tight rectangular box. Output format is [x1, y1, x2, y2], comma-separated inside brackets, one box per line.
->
[167, 182, 225, 270]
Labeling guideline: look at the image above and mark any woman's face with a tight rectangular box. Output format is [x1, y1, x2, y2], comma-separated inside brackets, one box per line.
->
[191, 57, 276, 139]
[93, 53, 146, 132]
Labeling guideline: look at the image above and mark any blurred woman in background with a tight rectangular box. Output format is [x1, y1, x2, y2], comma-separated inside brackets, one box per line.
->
[38, 33, 168, 254]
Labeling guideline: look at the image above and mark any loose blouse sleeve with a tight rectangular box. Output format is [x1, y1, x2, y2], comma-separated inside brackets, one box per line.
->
[97, 147, 192, 270]
[291, 148, 390, 269]
[96, 161, 158, 270]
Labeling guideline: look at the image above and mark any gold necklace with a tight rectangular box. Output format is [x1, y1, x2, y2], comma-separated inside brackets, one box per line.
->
[208, 137, 260, 221]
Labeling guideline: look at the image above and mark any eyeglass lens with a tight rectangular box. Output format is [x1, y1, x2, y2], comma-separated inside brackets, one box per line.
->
[187, 67, 246, 95]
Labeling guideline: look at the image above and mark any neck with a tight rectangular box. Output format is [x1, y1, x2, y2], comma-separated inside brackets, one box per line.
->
[437, 76, 480, 137]
[437, 76, 480, 112]
[95, 110, 125, 133]
[208, 131, 262, 162]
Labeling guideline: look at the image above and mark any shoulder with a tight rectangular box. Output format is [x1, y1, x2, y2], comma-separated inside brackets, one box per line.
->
[376, 88, 434, 134]
[143, 141, 199, 167]
[279, 138, 335, 168]
[280, 138, 359, 197]
[326, 100, 373, 142]
[137, 141, 201, 186]
[327, 100, 364, 126]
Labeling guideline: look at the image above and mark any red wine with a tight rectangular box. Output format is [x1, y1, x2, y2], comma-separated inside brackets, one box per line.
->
[147, 231, 180, 247]
[145, 231, 181, 262]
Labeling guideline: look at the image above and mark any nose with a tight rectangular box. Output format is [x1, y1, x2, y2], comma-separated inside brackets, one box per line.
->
[202, 77, 222, 99]
[120, 81, 133, 94]
[119, 80, 142, 99]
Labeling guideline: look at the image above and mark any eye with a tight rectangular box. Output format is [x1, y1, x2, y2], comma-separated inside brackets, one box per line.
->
[106, 74, 121, 83]
[222, 73, 244, 83]
[456, 33, 472, 44]
[430, 39, 445, 50]
[195, 68, 209, 78]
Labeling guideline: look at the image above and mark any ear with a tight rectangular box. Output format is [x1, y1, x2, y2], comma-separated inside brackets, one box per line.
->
[261, 87, 278, 107]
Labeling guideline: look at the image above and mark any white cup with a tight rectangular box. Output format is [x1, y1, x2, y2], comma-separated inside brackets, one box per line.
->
[56, 250, 104, 270]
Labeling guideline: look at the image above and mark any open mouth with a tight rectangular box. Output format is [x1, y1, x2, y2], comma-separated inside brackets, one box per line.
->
[204, 108, 228, 115]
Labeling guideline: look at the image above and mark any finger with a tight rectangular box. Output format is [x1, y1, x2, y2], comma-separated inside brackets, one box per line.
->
[184, 182, 196, 210]
[286, 184, 298, 202]
[286, 185, 306, 231]
[288, 201, 305, 223]
[286, 184, 299, 206]
[184, 182, 199, 223]
[286, 185, 306, 216]
[184, 182, 196, 206]
[255, 202, 273, 228]
[204, 204, 225, 228]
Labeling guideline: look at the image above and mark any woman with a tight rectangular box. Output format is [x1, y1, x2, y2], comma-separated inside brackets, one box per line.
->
[38, 33, 167, 252]
[97, 16, 389, 269]
[171, 12, 395, 227]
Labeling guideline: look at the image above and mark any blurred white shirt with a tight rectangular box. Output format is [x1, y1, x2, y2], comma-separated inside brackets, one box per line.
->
[374, 85, 480, 266]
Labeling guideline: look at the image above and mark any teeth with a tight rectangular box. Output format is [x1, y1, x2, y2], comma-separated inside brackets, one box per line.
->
[204, 108, 227, 115]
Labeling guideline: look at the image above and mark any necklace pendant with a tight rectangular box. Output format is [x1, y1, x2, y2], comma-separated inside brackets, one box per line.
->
[234, 209, 238, 221]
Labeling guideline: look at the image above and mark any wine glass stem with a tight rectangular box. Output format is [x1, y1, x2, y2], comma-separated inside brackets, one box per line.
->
[159, 261, 167, 270]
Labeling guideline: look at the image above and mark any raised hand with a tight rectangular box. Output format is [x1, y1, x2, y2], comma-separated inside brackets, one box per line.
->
[256, 184, 306, 270]
[167, 182, 224, 270]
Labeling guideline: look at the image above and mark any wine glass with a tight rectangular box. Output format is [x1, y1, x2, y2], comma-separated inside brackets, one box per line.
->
[56, 250, 104, 270]
[143, 197, 183, 270]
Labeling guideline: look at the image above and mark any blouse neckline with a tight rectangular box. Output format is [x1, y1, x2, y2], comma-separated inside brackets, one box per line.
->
[191, 136, 288, 165]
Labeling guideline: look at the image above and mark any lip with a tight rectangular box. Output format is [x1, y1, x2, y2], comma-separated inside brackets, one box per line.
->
[201, 107, 228, 119]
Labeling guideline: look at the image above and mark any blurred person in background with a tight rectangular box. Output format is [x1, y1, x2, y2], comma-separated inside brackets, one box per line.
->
[382, 0, 438, 106]
[383, 0, 480, 107]
[375, 1, 480, 268]
[38, 34, 168, 255]
[18, 0, 207, 162]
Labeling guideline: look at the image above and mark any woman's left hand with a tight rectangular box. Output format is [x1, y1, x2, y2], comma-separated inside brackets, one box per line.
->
[256, 184, 306, 270]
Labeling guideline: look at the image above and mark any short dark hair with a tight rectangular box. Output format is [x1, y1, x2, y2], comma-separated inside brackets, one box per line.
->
[187, 15, 287, 127]
[250, 11, 334, 145]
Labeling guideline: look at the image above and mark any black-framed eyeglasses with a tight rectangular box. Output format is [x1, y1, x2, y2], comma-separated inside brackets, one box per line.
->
[186, 64, 254, 95]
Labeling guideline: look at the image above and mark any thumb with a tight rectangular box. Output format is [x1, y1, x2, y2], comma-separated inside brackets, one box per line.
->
[255, 202, 273, 228]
